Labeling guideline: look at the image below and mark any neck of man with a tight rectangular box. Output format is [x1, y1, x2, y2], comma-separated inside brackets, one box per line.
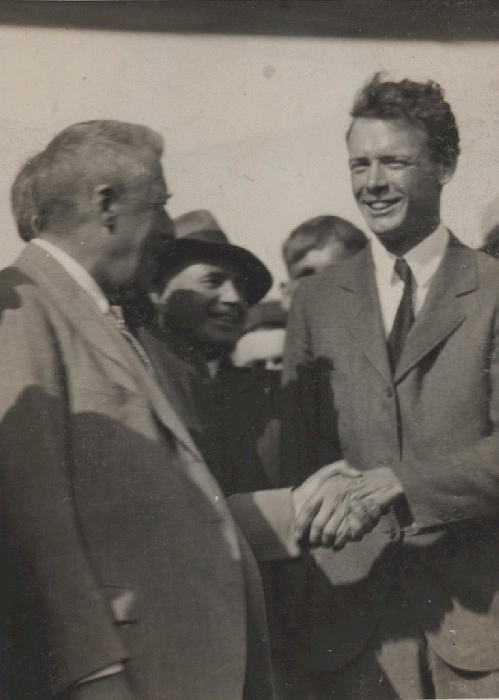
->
[38, 229, 100, 276]
[377, 212, 441, 257]
[38, 231, 139, 305]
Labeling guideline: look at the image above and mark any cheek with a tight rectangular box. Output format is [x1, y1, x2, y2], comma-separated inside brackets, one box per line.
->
[176, 298, 212, 329]
[351, 174, 362, 194]
[405, 172, 437, 201]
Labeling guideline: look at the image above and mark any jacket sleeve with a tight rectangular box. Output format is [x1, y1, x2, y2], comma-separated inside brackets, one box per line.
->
[228, 488, 301, 561]
[398, 296, 499, 534]
[0, 288, 128, 695]
[280, 282, 342, 486]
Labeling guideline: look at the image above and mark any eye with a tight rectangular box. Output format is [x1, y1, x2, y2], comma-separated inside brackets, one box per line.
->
[349, 161, 368, 173]
[202, 274, 224, 288]
[384, 158, 411, 170]
[295, 267, 315, 279]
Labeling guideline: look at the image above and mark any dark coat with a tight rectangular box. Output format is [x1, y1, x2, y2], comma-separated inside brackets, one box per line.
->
[137, 324, 281, 494]
[282, 238, 499, 673]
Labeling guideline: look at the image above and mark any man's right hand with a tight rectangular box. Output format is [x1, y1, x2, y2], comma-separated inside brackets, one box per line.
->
[65, 673, 139, 700]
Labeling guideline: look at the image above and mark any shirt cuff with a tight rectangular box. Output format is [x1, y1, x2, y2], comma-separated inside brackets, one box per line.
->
[77, 663, 125, 684]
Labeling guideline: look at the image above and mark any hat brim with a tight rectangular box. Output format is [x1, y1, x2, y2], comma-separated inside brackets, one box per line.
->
[154, 239, 273, 306]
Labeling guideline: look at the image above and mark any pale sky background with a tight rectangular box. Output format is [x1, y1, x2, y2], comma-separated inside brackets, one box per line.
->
[1, 26, 499, 295]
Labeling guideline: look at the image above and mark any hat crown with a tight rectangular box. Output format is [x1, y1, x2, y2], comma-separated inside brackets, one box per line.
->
[173, 209, 230, 245]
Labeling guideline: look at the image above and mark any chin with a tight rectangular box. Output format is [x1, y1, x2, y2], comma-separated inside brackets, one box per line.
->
[368, 218, 407, 241]
[208, 334, 239, 348]
[361, 206, 407, 239]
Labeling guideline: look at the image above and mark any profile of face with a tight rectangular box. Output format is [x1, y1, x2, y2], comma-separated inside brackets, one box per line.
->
[347, 118, 455, 251]
[150, 260, 249, 349]
[233, 327, 286, 371]
[101, 163, 174, 300]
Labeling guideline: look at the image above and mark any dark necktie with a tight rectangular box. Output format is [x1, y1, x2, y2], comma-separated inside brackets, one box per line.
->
[387, 258, 414, 371]
[107, 305, 156, 377]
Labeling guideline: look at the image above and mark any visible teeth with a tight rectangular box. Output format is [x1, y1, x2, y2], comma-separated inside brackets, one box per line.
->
[368, 201, 398, 211]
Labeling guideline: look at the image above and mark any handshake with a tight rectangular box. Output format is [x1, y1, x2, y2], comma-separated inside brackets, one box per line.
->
[291, 460, 404, 550]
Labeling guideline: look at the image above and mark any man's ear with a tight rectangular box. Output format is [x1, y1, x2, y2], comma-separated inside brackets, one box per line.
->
[30, 214, 44, 235]
[93, 184, 119, 231]
[437, 156, 457, 186]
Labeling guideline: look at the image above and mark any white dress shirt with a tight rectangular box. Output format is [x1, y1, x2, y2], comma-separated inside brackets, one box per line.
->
[32, 238, 124, 684]
[370, 224, 449, 336]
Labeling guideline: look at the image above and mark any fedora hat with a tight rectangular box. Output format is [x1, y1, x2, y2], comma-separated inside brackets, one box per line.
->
[154, 210, 272, 306]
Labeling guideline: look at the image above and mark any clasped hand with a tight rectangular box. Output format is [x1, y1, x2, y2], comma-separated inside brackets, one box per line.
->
[291, 460, 404, 550]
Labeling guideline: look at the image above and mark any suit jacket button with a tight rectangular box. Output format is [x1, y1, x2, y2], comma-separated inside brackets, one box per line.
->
[384, 386, 394, 398]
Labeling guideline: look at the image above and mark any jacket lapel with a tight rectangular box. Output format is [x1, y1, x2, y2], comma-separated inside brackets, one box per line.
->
[394, 238, 477, 382]
[17, 244, 203, 460]
[338, 247, 393, 384]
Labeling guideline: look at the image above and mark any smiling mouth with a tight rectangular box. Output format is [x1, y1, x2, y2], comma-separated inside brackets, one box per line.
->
[211, 312, 244, 325]
[363, 198, 402, 214]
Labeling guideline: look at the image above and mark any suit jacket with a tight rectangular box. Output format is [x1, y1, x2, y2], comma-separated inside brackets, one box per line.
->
[0, 243, 297, 700]
[136, 324, 280, 494]
[282, 237, 499, 673]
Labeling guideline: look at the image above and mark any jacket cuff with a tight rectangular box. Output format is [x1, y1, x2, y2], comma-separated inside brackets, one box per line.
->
[229, 487, 301, 561]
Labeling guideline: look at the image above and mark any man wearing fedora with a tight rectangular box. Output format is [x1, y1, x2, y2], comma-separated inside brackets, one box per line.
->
[135, 208, 279, 495]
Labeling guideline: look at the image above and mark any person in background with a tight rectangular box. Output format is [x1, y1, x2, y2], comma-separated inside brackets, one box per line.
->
[135, 209, 280, 495]
[280, 214, 368, 309]
[232, 300, 287, 372]
[481, 227, 499, 259]
[2, 122, 377, 700]
[282, 72, 499, 699]
[480, 192, 499, 259]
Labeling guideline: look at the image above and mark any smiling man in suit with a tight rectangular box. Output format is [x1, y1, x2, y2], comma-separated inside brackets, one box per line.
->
[0, 121, 376, 700]
[282, 74, 499, 698]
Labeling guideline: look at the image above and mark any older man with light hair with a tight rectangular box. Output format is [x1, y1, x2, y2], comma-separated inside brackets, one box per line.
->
[2, 121, 379, 700]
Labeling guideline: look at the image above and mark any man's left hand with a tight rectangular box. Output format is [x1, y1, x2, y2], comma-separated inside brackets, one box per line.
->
[292, 465, 404, 548]
[348, 467, 404, 510]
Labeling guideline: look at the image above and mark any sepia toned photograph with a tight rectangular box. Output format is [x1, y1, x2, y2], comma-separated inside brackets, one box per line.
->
[0, 2, 498, 698]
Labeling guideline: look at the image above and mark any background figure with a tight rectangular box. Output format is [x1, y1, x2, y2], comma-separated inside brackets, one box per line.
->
[135, 208, 280, 495]
[281, 73, 499, 699]
[233, 300, 287, 371]
[281, 214, 368, 309]
[480, 192, 499, 259]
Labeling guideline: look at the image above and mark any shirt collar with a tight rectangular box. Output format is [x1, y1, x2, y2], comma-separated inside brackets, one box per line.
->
[370, 223, 449, 288]
[32, 238, 109, 314]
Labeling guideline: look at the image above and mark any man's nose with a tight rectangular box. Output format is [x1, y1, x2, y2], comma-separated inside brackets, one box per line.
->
[219, 280, 244, 304]
[366, 162, 388, 192]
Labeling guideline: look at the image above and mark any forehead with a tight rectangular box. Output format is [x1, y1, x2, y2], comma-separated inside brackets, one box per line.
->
[129, 159, 167, 199]
[166, 260, 240, 288]
[291, 242, 350, 275]
[347, 118, 429, 157]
